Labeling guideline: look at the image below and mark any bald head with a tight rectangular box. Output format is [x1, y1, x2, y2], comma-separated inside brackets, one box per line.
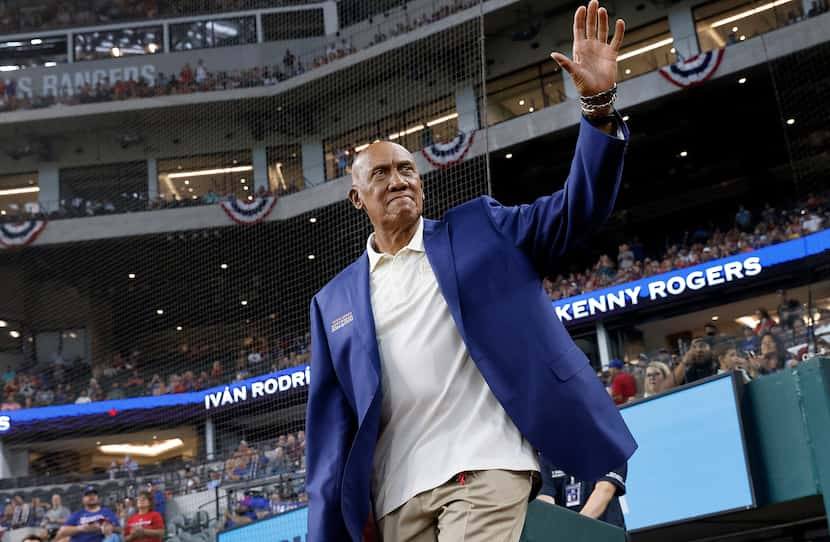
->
[351, 141, 414, 186]
[348, 140, 424, 240]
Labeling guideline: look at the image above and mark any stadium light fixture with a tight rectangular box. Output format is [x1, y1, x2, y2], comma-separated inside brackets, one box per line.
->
[0, 65, 20, 72]
[786, 118, 795, 125]
[111, 47, 122, 57]
[529, 107, 535, 112]
[519, 99, 526, 106]
[176, 326, 182, 331]
[738, 77, 747, 84]
[625, 68, 632, 75]
[156, 309, 164, 315]
[712, 315, 719, 321]
[308, 254, 316, 260]
[617, 37, 674, 61]
[679, 150, 688, 157]
[0, 211, 5, 215]
[0, 320, 6, 327]
[426, 112, 458, 127]
[220, 263, 228, 269]
[732, 26, 739, 32]
[309, 217, 317, 223]
[184, 180, 189, 185]
[670, 47, 676, 54]
[167, 166, 252, 179]
[710, 0, 792, 29]
[9, 331, 20, 338]
[128, 273, 136, 279]
[147, 43, 158, 53]
[622, 115, 630, 122]
[241, 300, 248, 306]
[99, 438, 184, 457]
[0, 186, 39, 196]
[30, 39, 43, 45]
[740, 35, 746, 41]
[505, 153, 513, 159]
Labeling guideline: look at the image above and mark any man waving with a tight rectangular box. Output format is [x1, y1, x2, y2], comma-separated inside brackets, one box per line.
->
[306, 2, 636, 540]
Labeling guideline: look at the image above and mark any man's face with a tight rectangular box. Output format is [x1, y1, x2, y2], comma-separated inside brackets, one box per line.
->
[52, 495, 61, 508]
[82, 493, 99, 508]
[349, 142, 424, 233]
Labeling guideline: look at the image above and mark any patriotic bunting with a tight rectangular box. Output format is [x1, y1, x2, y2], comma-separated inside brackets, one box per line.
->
[220, 196, 278, 225]
[0, 220, 47, 248]
[422, 130, 476, 168]
[659, 48, 725, 88]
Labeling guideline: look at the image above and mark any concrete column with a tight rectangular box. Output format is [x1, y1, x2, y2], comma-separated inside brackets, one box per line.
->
[596, 320, 612, 369]
[455, 84, 479, 133]
[162, 23, 170, 53]
[38, 163, 60, 212]
[147, 158, 158, 200]
[323, 1, 339, 36]
[252, 146, 268, 192]
[67, 32, 74, 63]
[0, 441, 29, 480]
[668, 5, 700, 60]
[255, 12, 264, 44]
[302, 139, 326, 187]
[205, 417, 215, 460]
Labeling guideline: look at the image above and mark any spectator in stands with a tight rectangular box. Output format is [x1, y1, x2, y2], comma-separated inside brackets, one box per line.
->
[27, 496, 45, 527]
[716, 346, 753, 382]
[754, 308, 775, 336]
[124, 491, 164, 542]
[674, 338, 719, 384]
[220, 502, 256, 532]
[776, 289, 803, 329]
[608, 360, 636, 405]
[75, 389, 92, 404]
[10, 494, 30, 528]
[740, 326, 760, 356]
[195, 60, 208, 88]
[35, 386, 54, 406]
[181, 466, 200, 494]
[106, 382, 125, 400]
[643, 361, 673, 398]
[101, 521, 121, 542]
[57, 486, 120, 541]
[206, 469, 222, 490]
[122, 456, 138, 479]
[759, 332, 788, 374]
[735, 205, 752, 232]
[146, 481, 165, 519]
[42, 494, 71, 539]
[1, 393, 21, 410]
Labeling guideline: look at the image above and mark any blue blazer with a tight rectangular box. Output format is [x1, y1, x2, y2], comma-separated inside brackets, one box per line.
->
[306, 117, 638, 541]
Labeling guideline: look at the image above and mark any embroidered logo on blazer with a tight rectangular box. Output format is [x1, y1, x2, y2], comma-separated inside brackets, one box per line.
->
[331, 312, 354, 332]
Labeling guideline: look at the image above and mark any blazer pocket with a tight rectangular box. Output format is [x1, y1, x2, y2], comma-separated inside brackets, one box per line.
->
[548, 345, 590, 382]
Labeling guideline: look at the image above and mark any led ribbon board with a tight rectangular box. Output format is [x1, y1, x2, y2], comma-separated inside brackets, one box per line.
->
[0, 365, 310, 438]
[552, 229, 830, 324]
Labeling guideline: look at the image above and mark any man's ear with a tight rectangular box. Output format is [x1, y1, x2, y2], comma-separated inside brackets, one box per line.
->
[348, 187, 362, 210]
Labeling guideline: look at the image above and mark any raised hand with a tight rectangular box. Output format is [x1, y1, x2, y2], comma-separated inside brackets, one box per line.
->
[551, 0, 625, 98]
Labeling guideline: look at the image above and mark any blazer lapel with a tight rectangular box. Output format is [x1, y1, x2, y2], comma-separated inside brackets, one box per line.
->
[423, 219, 466, 338]
[348, 252, 381, 422]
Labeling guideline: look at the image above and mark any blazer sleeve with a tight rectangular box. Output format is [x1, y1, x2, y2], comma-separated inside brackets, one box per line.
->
[485, 115, 629, 274]
[306, 295, 354, 541]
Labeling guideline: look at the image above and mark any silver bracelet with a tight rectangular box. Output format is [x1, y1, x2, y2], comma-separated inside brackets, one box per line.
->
[580, 84, 617, 114]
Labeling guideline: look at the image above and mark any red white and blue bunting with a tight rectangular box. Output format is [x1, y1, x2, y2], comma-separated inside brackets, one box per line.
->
[659, 48, 725, 88]
[422, 130, 476, 168]
[0, 220, 47, 248]
[220, 196, 278, 225]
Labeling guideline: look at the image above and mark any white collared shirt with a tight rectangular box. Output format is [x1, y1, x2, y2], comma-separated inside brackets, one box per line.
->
[368, 217, 539, 518]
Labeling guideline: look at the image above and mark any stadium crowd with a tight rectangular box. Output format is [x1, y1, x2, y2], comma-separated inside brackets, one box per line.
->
[543, 191, 829, 300]
[0, 0, 481, 115]
[0, 428, 308, 540]
[0, 331, 310, 411]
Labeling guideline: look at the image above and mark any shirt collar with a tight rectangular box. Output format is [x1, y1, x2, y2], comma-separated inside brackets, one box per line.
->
[367, 217, 425, 272]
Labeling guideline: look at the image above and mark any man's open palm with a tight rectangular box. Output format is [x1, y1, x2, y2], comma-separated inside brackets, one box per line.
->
[552, 0, 625, 97]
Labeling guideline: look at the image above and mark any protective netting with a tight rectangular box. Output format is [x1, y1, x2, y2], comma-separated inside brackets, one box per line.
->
[0, 6, 488, 540]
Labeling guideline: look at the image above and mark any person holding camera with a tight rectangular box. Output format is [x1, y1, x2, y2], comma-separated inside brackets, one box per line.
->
[674, 338, 719, 385]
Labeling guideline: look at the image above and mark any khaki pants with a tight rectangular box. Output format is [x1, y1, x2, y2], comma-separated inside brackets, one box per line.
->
[377, 470, 533, 542]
